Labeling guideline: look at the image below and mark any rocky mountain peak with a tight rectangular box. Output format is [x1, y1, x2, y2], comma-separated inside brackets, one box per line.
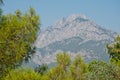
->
[35, 14, 117, 48]
[54, 14, 89, 28]
[33, 14, 118, 65]
[67, 14, 89, 21]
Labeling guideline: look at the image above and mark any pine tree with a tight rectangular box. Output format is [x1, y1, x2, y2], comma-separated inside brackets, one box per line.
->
[107, 36, 120, 66]
[0, 7, 40, 78]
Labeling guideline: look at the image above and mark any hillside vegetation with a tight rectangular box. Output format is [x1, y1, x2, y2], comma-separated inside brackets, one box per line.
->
[0, 7, 40, 78]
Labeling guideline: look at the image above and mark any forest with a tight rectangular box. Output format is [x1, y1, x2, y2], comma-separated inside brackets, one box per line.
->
[0, 1, 120, 80]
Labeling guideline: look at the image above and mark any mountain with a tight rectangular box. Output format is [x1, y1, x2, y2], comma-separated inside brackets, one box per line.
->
[32, 14, 117, 65]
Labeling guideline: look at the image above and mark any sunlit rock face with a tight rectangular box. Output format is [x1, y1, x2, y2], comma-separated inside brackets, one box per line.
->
[33, 14, 117, 65]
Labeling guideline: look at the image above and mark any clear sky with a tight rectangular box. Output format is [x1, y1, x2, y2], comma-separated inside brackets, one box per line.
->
[2, 0, 120, 33]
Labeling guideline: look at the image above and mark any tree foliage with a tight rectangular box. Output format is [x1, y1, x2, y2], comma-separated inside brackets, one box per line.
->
[43, 53, 88, 80]
[3, 68, 41, 80]
[0, 7, 40, 77]
[45, 53, 71, 80]
[3, 53, 120, 80]
[84, 60, 120, 80]
[70, 55, 87, 80]
[35, 64, 48, 75]
[107, 36, 120, 66]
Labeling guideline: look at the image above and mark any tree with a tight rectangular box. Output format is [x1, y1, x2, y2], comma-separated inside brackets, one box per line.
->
[70, 55, 87, 80]
[35, 64, 48, 75]
[46, 52, 71, 80]
[56, 52, 71, 68]
[3, 68, 41, 80]
[43, 53, 87, 80]
[84, 60, 120, 80]
[0, 7, 40, 77]
[107, 35, 120, 66]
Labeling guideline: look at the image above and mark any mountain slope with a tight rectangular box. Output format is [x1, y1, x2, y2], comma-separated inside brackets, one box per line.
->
[33, 14, 117, 65]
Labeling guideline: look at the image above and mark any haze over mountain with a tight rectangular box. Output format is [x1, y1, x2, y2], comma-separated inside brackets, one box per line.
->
[32, 14, 117, 65]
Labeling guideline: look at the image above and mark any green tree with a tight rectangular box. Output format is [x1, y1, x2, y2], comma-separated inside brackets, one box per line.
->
[107, 36, 120, 66]
[0, 7, 40, 77]
[43, 53, 88, 80]
[84, 60, 120, 80]
[3, 68, 41, 80]
[70, 55, 87, 80]
[56, 52, 71, 68]
[46, 52, 71, 80]
[35, 64, 48, 75]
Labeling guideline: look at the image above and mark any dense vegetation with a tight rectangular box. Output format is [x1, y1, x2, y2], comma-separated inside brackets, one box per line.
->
[0, 2, 120, 79]
[1, 34, 120, 80]
[3, 53, 120, 80]
[0, 7, 40, 78]
[107, 36, 120, 67]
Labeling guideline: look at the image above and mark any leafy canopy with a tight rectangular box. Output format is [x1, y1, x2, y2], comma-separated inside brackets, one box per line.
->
[0, 7, 40, 77]
[107, 36, 120, 66]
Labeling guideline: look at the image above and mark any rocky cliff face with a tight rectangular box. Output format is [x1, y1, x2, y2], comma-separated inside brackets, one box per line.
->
[33, 14, 117, 65]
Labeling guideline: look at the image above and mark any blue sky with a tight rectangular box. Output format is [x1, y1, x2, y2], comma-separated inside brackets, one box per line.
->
[2, 0, 120, 33]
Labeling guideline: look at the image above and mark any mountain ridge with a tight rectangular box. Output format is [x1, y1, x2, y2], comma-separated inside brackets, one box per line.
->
[33, 14, 118, 65]
[35, 14, 116, 48]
